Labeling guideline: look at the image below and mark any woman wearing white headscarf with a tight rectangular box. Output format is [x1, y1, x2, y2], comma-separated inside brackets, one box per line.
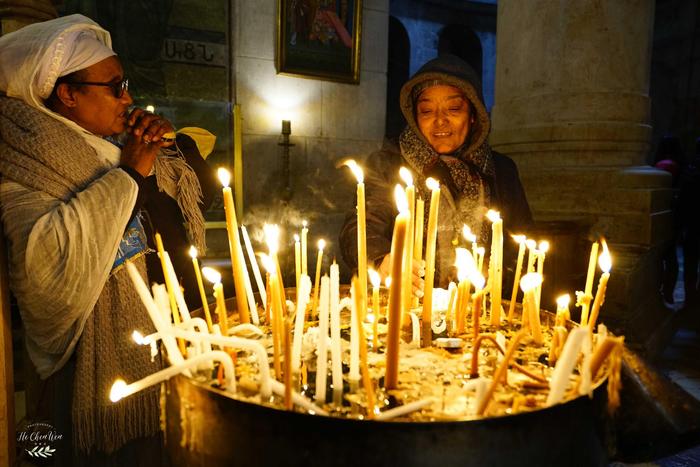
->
[0, 14, 203, 465]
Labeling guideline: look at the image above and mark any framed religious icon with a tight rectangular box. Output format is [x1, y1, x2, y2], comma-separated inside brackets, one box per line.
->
[276, 0, 362, 84]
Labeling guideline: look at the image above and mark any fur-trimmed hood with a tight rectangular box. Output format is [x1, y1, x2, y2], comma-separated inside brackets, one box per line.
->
[399, 54, 490, 156]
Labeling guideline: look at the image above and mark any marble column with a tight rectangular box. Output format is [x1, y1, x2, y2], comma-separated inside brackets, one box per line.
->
[0, 0, 57, 35]
[491, 0, 674, 354]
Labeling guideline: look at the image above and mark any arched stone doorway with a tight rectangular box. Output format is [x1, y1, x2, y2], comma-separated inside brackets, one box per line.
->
[384, 15, 410, 140]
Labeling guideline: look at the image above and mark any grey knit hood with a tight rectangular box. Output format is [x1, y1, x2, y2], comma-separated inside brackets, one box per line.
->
[399, 54, 490, 156]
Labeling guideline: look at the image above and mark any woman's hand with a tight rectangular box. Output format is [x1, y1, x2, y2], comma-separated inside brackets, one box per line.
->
[377, 254, 425, 298]
[120, 109, 175, 177]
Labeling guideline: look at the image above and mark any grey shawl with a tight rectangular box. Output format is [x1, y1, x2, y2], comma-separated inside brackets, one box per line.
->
[0, 96, 161, 453]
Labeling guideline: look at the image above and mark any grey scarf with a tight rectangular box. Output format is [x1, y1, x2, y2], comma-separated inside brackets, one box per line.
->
[400, 126, 495, 285]
[0, 96, 163, 453]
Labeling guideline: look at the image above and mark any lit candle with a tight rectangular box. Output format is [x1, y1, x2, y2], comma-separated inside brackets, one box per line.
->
[588, 240, 612, 332]
[476, 246, 486, 275]
[161, 248, 191, 322]
[110, 350, 236, 403]
[294, 234, 301, 296]
[454, 248, 475, 335]
[189, 246, 213, 332]
[154, 233, 181, 329]
[260, 254, 282, 378]
[580, 241, 599, 326]
[345, 160, 368, 321]
[463, 226, 478, 262]
[329, 261, 343, 400]
[315, 275, 330, 403]
[311, 239, 325, 319]
[217, 168, 250, 324]
[535, 240, 549, 319]
[399, 167, 415, 323]
[525, 239, 537, 274]
[385, 185, 409, 390]
[422, 177, 440, 347]
[125, 263, 185, 366]
[507, 235, 527, 323]
[201, 267, 229, 336]
[352, 277, 376, 417]
[555, 294, 571, 327]
[470, 271, 486, 342]
[369, 268, 381, 349]
[241, 225, 267, 309]
[349, 277, 360, 382]
[291, 275, 312, 373]
[414, 198, 425, 262]
[520, 273, 544, 345]
[486, 210, 503, 327]
[301, 220, 308, 275]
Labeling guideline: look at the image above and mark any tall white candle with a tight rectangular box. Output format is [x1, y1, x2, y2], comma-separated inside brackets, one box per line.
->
[292, 275, 312, 372]
[546, 328, 589, 406]
[486, 210, 503, 327]
[241, 225, 267, 309]
[315, 276, 330, 403]
[329, 262, 343, 399]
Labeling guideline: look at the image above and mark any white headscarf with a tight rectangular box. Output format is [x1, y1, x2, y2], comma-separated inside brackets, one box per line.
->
[0, 14, 121, 166]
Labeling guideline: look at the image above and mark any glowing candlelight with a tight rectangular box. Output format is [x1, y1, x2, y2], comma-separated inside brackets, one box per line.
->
[422, 177, 440, 347]
[555, 294, 571, 327]
[588, 240, 612, 331]
[525, 239, 537, 274]
[217, 168, 250, 324]
[202, 267, 228, 335]
[520, 273, 544, 345]
[463, 225, 478, 261]
[580, 241, 599, 326]
[454, 248, 475, 334]
[189, 246, 213, 332]
[311, 239, 326, 319]
[470, 270, 486, 342]
[385, 185, 409, 390]
[486, 210, 503, 327]
[535, 240, 549, 318]
[508, 235, 527, 323]
[345, 160, 368, 322]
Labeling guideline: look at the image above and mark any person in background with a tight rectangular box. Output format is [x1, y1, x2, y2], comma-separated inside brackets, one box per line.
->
[654, 135, 685, 308]
[0, 14, 209, 465]
[339, 54, 532, 292]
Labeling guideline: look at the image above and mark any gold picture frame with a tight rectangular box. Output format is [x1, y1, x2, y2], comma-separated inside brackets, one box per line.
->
[276, 0, 362, 84]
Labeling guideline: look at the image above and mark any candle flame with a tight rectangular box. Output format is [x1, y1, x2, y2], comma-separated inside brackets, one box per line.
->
[294, 234, 300, 242]
[486, 209, 501, 222]
[512, 234, 526, 244]
[538, 240, 550, 253]
[343, 159, 364, 183]
[317, 239, 326, 250]
[188, 245, 198, 259]
[520, 272, 543, 293]
[132, 330, 145, 345]
[462, 225, 476, 243]
[260, 253, 276, 274]
[470, 271, 485, 290]
[599, 239, 612, 273]
[264, 223, 280, 255]
[394, 184, 408, 214]
[399, 167, 414, 187]
[110, 379, 128, 402]
[217, 167, 231, 187]
[455, 248, 476, 282]
[425, 177, 440, 191]
[201, 267, 222, 284]
[385, 276, 392, 288]
[367, 313, 375, 323]
[302, 220, 308, 228]
[476, 246, 485, 256]
[368, 268, 381, 288]
[556, 294, 570, 309]
[526, 239, 537, 250]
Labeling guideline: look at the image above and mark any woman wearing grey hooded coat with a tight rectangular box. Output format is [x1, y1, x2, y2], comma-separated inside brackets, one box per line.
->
[340, 54, 532, 289]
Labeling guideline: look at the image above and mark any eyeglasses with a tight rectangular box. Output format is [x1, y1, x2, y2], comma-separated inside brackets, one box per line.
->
[64, 78, 129, 98]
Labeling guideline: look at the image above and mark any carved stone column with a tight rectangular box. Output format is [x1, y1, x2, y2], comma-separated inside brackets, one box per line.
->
[0, 0, 57, 36]
[491, 0, 673, 354]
